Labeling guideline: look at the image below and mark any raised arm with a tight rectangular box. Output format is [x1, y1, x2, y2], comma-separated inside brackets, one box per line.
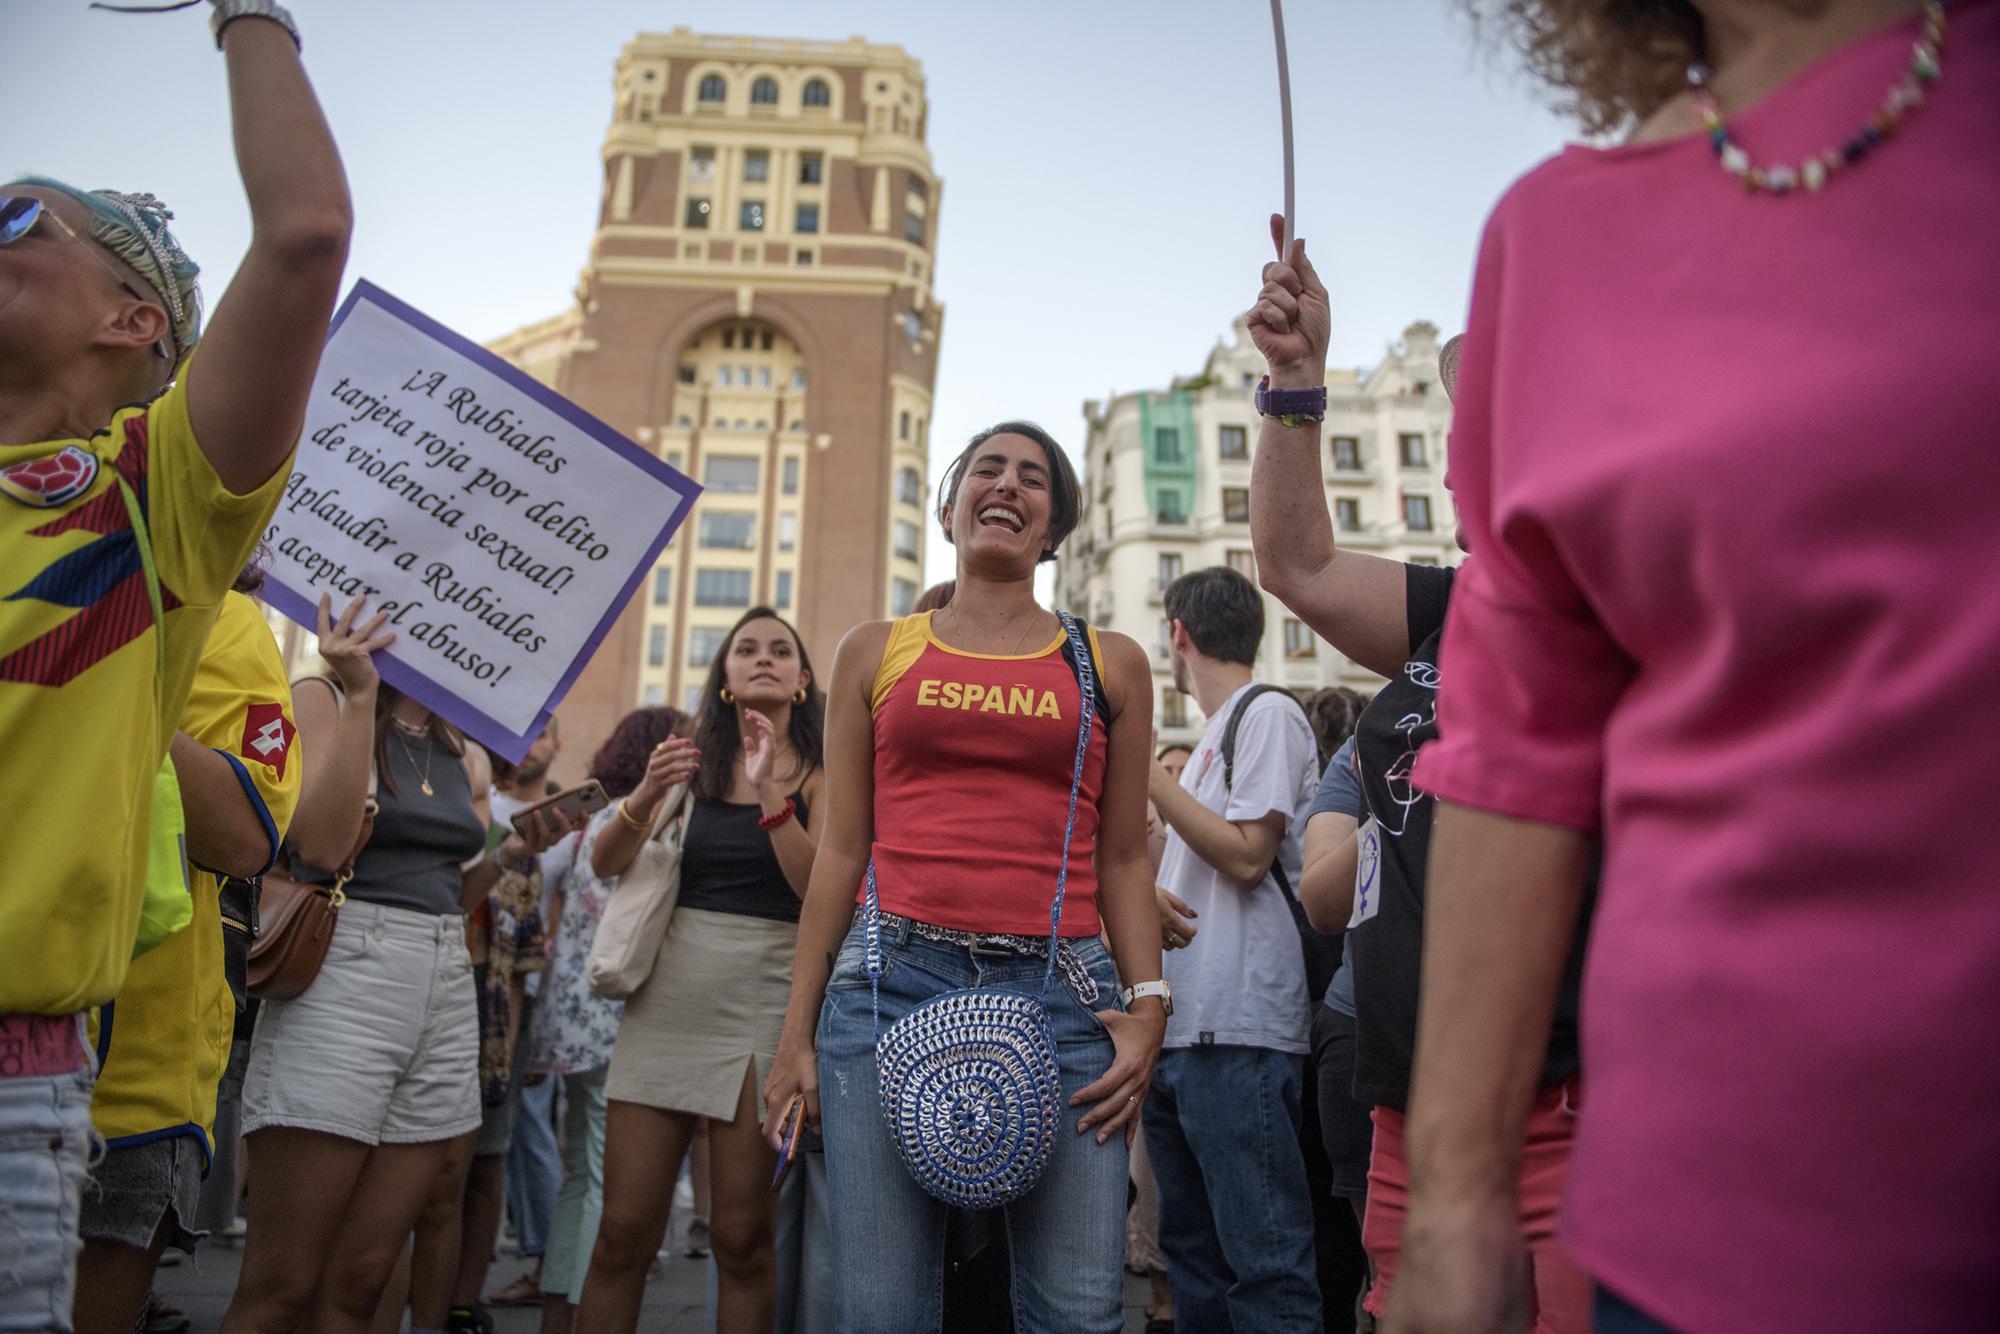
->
[285, 596, 388, 871]
[1246, 214, 1411, 678]
[762, 621, 889, 1138]
[184, 9, 353, 495]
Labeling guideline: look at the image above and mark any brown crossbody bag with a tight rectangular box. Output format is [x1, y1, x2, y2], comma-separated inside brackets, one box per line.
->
[248, 678, 377, 1001]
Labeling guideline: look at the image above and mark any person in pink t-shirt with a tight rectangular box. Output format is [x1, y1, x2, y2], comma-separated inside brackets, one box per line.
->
[1368, 3, 2000, 1333]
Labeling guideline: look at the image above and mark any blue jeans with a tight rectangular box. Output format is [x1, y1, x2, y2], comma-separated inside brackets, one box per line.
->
[817, 920, 1129, 1334]
[1144, 1044, 1322, 1333]
[0, 1044, 94, 1333]
[505, 1070, 561, 1258]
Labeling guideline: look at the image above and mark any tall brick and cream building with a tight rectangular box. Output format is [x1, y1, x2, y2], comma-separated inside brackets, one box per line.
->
[487, 28, 943, 751]
[1055, 317, 1460, 746]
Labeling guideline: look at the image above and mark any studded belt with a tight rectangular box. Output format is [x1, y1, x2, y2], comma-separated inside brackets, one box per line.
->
[854, 908, 1103, 1005]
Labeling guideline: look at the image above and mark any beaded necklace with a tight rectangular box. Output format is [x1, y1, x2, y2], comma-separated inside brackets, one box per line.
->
[1688, 1, 1947, 195]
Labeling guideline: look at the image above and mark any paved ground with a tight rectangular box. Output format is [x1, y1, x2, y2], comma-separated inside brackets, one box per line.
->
[154, 1229, 1161, 1332]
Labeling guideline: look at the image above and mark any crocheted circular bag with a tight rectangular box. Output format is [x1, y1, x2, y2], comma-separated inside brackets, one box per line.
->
[874, 987, 1062, 1209]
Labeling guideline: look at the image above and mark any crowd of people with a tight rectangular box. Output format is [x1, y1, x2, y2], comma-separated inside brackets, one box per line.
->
[3, 2, 1995, 1333]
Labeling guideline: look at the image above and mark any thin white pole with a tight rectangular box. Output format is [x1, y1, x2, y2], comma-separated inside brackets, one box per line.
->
[1270, 0, 1296, 256]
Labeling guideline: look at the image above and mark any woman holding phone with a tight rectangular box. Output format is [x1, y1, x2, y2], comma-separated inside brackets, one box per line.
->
[761, 423, 1166, 1334]
[575, 607, 824, 1334]
[225, 594, 571, 1334]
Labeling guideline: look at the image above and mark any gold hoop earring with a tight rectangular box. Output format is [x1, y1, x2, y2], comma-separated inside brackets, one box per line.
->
[719, 687, 736, 706]
[793, 686, 809, 705]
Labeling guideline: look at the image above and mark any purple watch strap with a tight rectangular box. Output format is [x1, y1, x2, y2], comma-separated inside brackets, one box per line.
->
[1255, 375, 1327, 418]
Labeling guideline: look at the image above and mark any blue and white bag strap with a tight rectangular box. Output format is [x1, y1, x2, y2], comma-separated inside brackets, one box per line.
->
[863, 610, 1102, 1035]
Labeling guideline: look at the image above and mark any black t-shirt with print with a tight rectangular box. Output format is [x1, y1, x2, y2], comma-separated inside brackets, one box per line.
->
[1349, 562, 1590, 1111]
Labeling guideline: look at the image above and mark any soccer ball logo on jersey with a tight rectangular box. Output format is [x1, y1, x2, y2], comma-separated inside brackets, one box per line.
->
[0, 446, 100, 508]
[242, 702, 296, 780]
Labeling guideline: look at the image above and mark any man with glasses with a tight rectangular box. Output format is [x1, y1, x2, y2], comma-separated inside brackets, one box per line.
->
[0, 4, 350, 1326]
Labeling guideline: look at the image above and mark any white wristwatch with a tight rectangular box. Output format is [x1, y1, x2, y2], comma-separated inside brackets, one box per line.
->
[1122, 979, 1173, 1016]
[211, 0, 302, 52]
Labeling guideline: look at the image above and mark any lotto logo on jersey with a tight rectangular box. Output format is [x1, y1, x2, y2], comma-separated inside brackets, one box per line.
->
[242, 702, 296, 780]
[0, 446, 101, 508]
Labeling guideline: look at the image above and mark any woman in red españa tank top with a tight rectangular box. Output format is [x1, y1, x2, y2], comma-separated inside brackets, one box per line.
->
[762, 423, 1166, 1333]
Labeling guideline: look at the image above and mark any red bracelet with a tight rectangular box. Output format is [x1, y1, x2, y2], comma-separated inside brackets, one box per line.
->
[758, 799, 796, 831]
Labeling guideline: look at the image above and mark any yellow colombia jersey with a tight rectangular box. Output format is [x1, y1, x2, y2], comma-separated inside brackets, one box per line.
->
[0, 365, 291, 1015]
[88, 593, 300, 1154]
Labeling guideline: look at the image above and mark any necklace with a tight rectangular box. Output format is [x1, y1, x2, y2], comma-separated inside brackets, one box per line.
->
[1687, 1, 1946, 195]
[947, 602, 1043, 656]
[393, 727, 437, 797]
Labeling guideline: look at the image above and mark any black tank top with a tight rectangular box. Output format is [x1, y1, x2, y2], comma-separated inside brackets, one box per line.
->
[675, 791, 811, 924]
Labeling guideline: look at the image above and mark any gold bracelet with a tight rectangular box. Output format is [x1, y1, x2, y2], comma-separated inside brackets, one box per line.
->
[616, 797, 652, 832]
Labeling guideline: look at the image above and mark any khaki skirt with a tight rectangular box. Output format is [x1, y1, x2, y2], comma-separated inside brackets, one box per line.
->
[604, 907, 797, 1121]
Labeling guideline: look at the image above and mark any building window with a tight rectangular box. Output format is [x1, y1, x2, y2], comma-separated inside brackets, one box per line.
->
[904, 212, 925, 246]
[643, 684, 665, 706]
[715, 367, 731, 388]
[1284, 619, 1317, 659]
[1403, 494, 1434, 531]
[740, 201, 765, 231]
[893, 520, 921, 563]
[1227, 548, 1256, 580]
[896, 466, 924, 507]
[1153, 427, 1182, 464]
[1161, 690, 1188, 729]
[891, 578, 919, 617]
[651, 567, 671, 606]
[775, 570, 793, 610]
[1157, 621, 1173, 658]
[690, 146, 716, 180]
[795, 248, 814, 267]
[778, 512, 798, 552]
[1335, 498, 1361, 532]
[698, 511, 756, 550]
[1218, 425, 1249, 461]
[795, 203, 819, 234]
[1156, 552, 1183, 590]
[799, 151, 824, 184]
[782, 457, 801, 496]
[802, 79, 831, 108]
[906, 177, 929, 201]
[676, 364, 697, 384]
[744, 150, 770, 183]
[1155, 490, 1187, 525]
[721, 329, 734, 349]
[647, 626, 667, 667]
[1399, 433, 1428, 468]
[755, 367, 770, 389]
[695, 568, 752, 607]
[689, 626, 728, 667]
[1222, 487, 1251, 523]
[697, 74, 726, 103]
[792, 368, 807, 390]
[685, 197, 711, 229]
[902, 311, 921, 342]
[704, 455, 758, 492]
[684, 685, 705, 713]
[750, 77, 779, 106]
[898, 411, 911, 441]
[1331, 436, 1362, 471]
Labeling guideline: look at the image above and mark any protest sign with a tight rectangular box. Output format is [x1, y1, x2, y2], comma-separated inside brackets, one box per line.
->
[262, 280, 698, 763]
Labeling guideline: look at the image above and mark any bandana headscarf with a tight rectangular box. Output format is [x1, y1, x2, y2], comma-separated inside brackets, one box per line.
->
[7, 175, 203, 360]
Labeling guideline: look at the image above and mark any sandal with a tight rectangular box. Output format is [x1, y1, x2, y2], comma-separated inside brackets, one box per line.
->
[486, 1271, 543, 1307]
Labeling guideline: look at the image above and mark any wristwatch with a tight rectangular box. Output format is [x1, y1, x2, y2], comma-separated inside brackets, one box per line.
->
[211, 0, 302, 52]
[1122, 979, 1174, 1016]
[1255, 374, 1327, 426]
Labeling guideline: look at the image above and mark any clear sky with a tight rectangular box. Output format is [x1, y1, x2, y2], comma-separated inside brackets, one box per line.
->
[6, 0, 1575, 583]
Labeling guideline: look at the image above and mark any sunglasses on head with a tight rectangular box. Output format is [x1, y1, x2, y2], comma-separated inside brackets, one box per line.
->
[0, 194, 172, 360]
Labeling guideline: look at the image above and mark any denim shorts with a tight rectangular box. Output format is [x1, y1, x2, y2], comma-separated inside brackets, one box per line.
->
[816, 918, 1130, 1334]
[0, 1023, 94, 1334]
[244, 901, 479, 1145]
[78, 1133, 205, 1255]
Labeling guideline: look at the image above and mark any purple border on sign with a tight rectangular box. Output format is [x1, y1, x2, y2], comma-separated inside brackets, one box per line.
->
[265, 279, 700, 763]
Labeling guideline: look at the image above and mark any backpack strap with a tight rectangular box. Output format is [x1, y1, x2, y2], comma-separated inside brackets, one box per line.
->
[1218, 684, 1310, 907]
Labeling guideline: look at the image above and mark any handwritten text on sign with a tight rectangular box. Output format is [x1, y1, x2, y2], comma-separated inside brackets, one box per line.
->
[261, 281, 698, 761]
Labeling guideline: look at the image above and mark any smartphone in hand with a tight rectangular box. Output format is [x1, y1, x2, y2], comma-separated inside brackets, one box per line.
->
[771, 1093, 805, 1190]
[509, 780, 609, 840]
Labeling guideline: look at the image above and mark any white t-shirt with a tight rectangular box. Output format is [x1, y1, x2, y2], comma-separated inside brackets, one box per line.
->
[1158, 683, 1319, 1054]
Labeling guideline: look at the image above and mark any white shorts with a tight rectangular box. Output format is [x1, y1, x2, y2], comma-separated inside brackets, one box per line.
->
[243, 901, 480, 1145]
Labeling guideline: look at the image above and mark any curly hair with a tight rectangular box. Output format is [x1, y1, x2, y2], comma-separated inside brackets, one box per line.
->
[588, 706, 687, 799]
[1461, 0, 1710, 134]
